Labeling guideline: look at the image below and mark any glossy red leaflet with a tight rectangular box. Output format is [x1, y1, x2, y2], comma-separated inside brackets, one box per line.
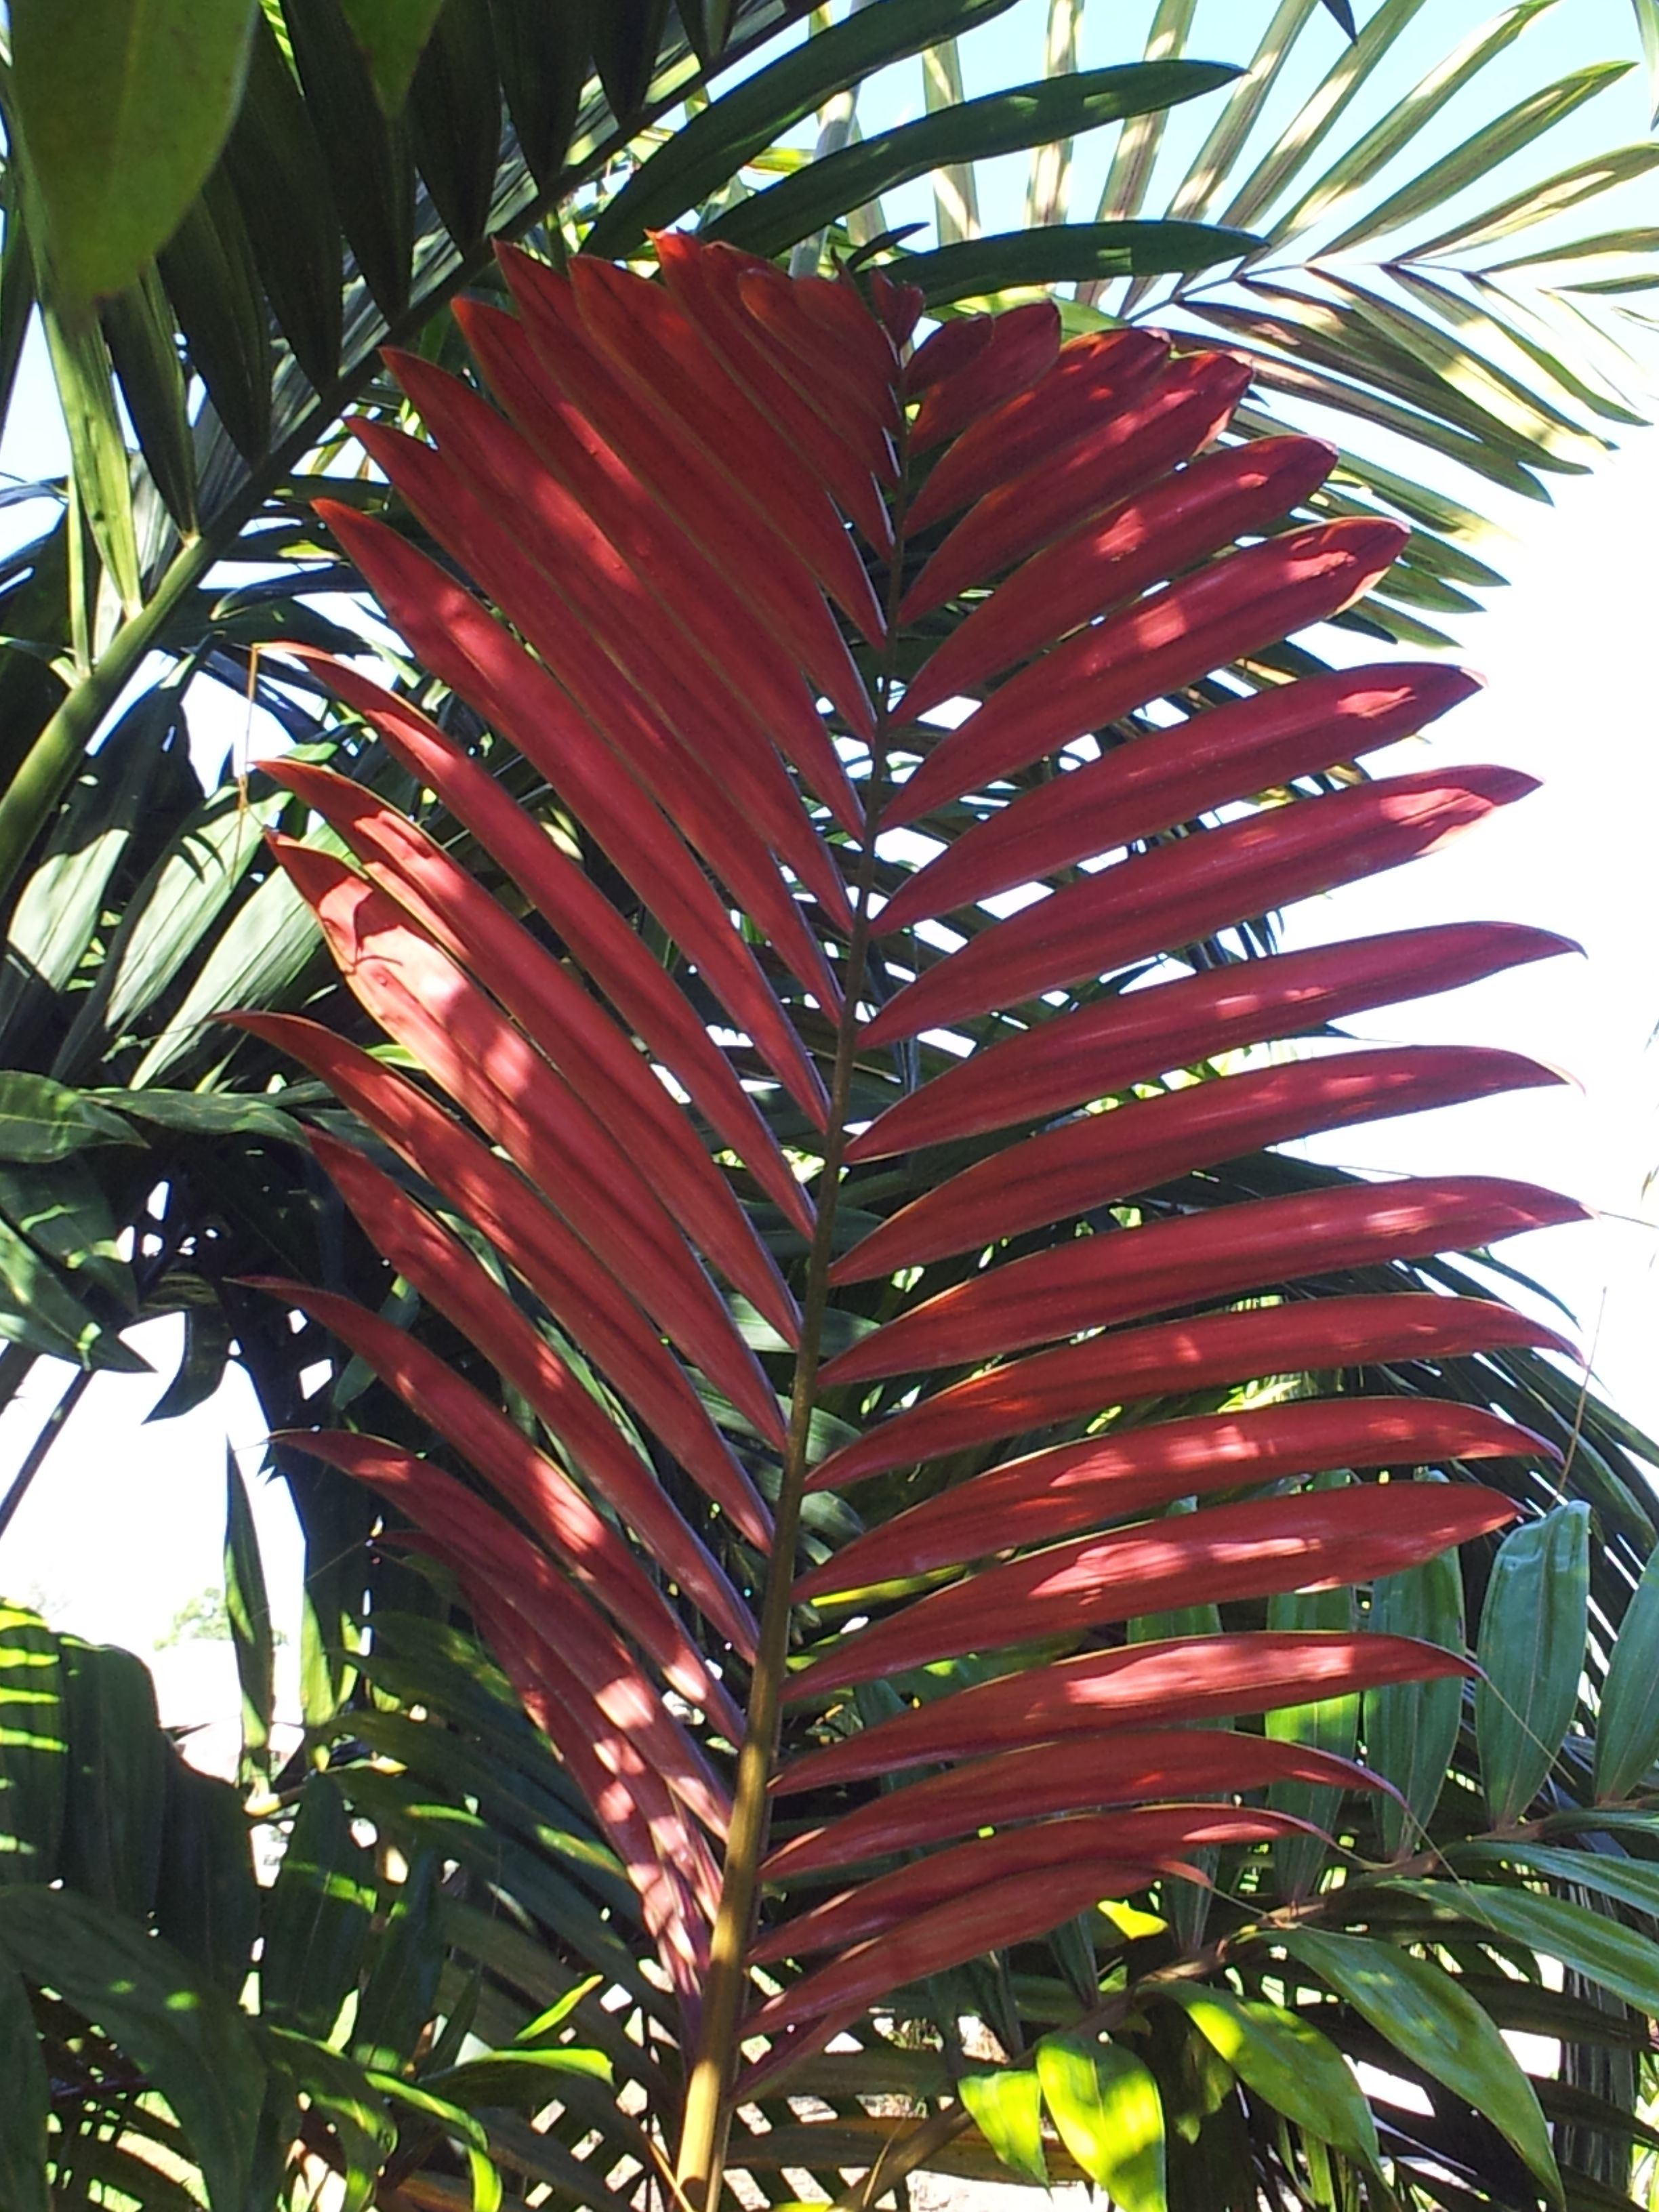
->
[567, 256, 887, 645]
[282, 1429, 738, 1821]
[846, 922, 1576, 1163]
[888, 518, 1407, 828]
[820, 1176, 1586, 1386]
[310, 1130, 762, 1662]
[900, 434, 1337, 723]
[796, 1397, 1549, 1600]
[273, 649, 813, 1231]
[385, 348, 857, 931]
[862, 766, 1536, 1046]
[789, 1479, 1518, 1693]
[271, 760, 801, 1346]
[273, 842, 787, 1439]
[905, 325, 1172, 530]
[909, 299, 1059, 452]
[260, 1328, 741, 1730]
[501, 246, 876, 740]
[776, 1641, 1477, 1797]
[900, 351, 1251, 622]
[313, 502, 829, 1123]
[754, 1807, 1311, 1965]
[832, 1045, 1561, 1284]
[811, 1292, 1576, 1492]
[454, 297, 865, 838]
[884, 660, 1478, 929]
[232, 1011, 778, 1532]
[352, 417, 846, 1012]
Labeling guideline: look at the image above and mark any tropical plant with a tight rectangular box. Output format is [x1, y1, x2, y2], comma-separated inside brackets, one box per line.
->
[107, 230, 1649, 2210]
[5, 6, 1659, 2206]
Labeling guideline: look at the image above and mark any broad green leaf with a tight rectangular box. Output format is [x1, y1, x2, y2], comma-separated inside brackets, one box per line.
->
[1594, 1546, 1659, 1799]
[152, 1750, 259, 1995]
[1385, 1878, 1659, 2023]
[1267, 2, 1559, 247]
[1277, 1928, 1561, 2204]
[1217, 0, 1431, 234]
[1162, 1985, 1379, 2169]
[339, 0, 448, 112]
[895, 218, 1253, 304]
[1364, 1545, 1465, 1856]
[426, 2043, 614, 2110]
[58, 1637, 167, 1917]
[1476, 1501, 1589, 1826]
[0, 1208, 146, 1370]
[1034, 2034, 1166, 2212]
[0, 1607, 66, 1884]
[706, 60, 1240, 259]
[0, 1072, 131, 1162]
[224, 1450, 274, 1777]
[1414, 142, 1659, 260]
[0, 1883, 264, 2211]
[0, 1962, 49, 2212]
[260, 1775, 377, 2042]
[9, 0, 258, 307]
[960, 2065, 1048, 2185]
[592, 0, 1021, 254]
[106, 1088, 305, 1143]
[1324, 62, 1632, 255]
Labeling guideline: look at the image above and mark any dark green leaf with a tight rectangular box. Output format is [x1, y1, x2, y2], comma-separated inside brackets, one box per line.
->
[590, 0, 672, 123]
[1387, 1878, 1659, 2023]
[9, 0, 258, 308]
[351, 1849, 445, 2074]
[0, 1963, 49, 2212]
[224, 1449, 274, 1777]
[1265, 1569, 1356, 1900]
[487, 0, 592, 195]
[706, 61, 1240, 259]
[260, 1774, 377, 2041]
[339, 0, 449, 112]
[283, 0, 414, 321]
[893, 217, 1254, 304]
[1454, 1841, 1659, 1924]
[590, 0, 1021, 254]
[1277, 1927, 1560, 2204]
[100, 267, 198, 533]
[1477, 1502, 1589, 1826]
[1364, 1542, 1465, 1856]
[158, 163, 272, 462]
[152, 1748, 260, 1994]
[4, 1888, 261, 2204]
[221, 8, 344, 392]
[58, 1637, 167, 1917]
[1594, 1546, 1659, 1801]
[0, 1605, 66, 1883]
[146, 1277, 232, 1422]
[0, 1158, 138, 1312]
[409, 0, 501, 251]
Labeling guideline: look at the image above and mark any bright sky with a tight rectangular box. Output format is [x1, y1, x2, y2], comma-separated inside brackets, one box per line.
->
[1, 0, 1657, 1725]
